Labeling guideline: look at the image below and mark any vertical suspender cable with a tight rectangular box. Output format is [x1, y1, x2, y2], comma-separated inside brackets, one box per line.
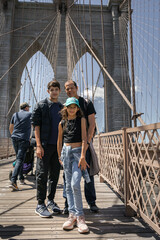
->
[68, 14, 147, 127]
[25, 66, 38, 103]
[83, 0, 88, 98]
[128, 0, 137, 127]
[119, 3, 130, 126]
[101, 0, 108, 132]
[68, 19, 87, 90]
[89, 0, 94, 102]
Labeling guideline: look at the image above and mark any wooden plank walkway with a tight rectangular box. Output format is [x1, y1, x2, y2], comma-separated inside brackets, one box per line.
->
[0, 157, 159, 240]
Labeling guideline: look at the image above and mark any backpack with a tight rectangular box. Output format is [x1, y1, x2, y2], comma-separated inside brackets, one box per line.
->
[84, 98, 97, 136]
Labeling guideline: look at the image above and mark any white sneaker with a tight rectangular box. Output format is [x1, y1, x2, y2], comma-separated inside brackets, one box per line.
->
[63, 213, 77, 230]
[77, 215, 89, 233]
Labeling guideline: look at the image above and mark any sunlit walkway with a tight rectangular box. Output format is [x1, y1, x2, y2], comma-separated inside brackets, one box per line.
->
[0, 157, 159, 240]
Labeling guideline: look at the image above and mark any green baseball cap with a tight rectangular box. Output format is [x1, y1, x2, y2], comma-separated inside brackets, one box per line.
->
[65, 97, 80, 108]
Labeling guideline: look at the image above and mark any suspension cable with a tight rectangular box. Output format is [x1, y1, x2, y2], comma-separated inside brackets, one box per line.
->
[25, 66, 38, 103]
[0, 14, 54, 38]
[0, 13, 57, 82]
[67, 19, 87, 90]
[128, 0, 137, 127]
[0, 13, 58, 127]
[68, 13, 146, 126]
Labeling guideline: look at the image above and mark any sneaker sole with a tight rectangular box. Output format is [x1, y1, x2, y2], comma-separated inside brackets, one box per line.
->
[9, 185, 19, 191]
[78, 228, 89, 234]
[35, 210, 52, 218]
[47, 207, 62, 214]
[88, 206, 99, 213]
[90, 209, 99, 213]
[63, 222, 76, 230]
[53, 209, 62, 214]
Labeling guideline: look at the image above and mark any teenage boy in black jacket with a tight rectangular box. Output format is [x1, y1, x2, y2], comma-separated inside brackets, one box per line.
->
[31, 80, 63, 218]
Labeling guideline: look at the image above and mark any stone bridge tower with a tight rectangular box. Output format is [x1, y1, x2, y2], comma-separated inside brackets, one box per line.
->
[0, 0, 131, 139]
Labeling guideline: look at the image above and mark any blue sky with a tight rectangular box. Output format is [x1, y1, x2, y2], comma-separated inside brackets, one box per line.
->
[131, 0, 160, 125]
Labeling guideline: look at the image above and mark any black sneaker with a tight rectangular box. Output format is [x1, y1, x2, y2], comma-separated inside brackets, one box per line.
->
[89, 203, 99, 213]
[47, 201, 62, 214]
[63, 198, 69, 214]
[63, 206, 69, 214]
[9, 182, 19, 191]
[35, 204, 52, 218]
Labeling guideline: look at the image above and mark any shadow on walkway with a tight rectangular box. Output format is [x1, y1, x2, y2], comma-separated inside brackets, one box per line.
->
[0, 224, 24, 239]
[85, 205, 159, 239]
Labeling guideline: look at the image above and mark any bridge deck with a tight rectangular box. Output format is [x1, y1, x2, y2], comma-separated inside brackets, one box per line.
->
[0, 157, 159, 240]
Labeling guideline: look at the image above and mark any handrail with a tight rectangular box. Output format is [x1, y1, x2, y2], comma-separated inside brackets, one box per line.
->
[94, 122, 160, 235]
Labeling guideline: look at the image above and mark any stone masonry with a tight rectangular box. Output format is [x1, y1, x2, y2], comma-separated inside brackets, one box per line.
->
[0, 0, 131, 139]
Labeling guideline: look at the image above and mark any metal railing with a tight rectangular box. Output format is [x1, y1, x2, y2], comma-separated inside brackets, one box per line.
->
[94, 122, 160, 235]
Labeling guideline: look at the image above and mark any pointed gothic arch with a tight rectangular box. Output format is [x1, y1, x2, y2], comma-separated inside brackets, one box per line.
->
[20, 50, 55, 111]
[72, 51, 105, 133]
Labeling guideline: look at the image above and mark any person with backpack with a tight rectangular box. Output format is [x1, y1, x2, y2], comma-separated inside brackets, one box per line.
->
[63, 80, 99, 213]
[9, 102, 31, 190]
[31, 80, 63, 218]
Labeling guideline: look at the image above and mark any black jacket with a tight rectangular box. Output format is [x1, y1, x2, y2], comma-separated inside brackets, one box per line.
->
[31, 98, 63, 146]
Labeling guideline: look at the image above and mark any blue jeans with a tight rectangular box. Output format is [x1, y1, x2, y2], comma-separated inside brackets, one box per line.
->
[11, 137, 29, 183]
[63, 148, 96, 205]
[62, 145, 89, 216]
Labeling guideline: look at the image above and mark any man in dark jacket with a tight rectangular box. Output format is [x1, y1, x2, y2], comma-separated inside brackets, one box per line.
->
[64, 80, 99, 213]
[31, 80, 63, 218]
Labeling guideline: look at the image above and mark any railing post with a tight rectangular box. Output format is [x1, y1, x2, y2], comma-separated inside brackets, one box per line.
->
[98, 133, 101, 163]
[98, 133, 103, 183]
[122, 127, 135, 217]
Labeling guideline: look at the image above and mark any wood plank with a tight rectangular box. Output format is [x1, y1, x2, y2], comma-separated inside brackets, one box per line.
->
[0, 157, 159, 240]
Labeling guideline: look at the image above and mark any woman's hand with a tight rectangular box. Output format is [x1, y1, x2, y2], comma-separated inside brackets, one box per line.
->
[78, 156, 89, 170]
[36, 145, 44, 159]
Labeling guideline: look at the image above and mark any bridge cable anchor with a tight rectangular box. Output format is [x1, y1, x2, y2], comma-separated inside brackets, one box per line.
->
[131, 112, 144, 121]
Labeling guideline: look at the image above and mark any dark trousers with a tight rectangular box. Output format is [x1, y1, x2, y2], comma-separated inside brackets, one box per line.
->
[36, 144, 61, 205]
[84, 148, 96, 205]
[63, 148, 96, 205]
[11, 137, 29, 183]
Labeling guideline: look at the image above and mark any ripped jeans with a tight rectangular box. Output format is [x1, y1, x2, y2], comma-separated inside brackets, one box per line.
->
[61, 144, 90, 216]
